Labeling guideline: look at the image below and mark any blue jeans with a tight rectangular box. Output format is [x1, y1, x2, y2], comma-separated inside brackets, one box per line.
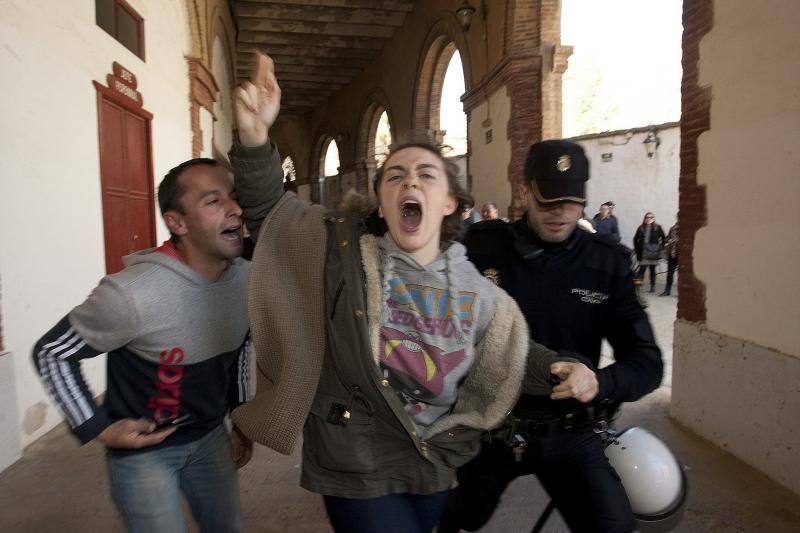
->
[107, 424, 243, 533]
[324, 490, 450, 533]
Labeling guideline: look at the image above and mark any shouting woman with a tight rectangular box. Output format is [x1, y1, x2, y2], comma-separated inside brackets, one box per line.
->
[229, 52, 578, 533]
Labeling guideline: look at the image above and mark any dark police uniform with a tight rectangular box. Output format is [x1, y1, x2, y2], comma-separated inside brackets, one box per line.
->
[439, 141, 663, 533]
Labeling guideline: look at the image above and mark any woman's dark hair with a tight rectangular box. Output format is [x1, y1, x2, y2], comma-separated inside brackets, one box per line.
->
[462, 194, 476, 210]
[372, 139, 469, 243]
[641, 212, 655, 225]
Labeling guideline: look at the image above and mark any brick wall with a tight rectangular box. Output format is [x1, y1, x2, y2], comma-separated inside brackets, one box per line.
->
[188, 57, 219, 158]
[506, 55, 543, 220]
[504, 0, 564, 220]
[677, 0, 712, 323]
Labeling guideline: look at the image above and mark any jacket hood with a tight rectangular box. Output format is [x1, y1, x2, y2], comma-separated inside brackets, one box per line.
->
[123, 244, 244, 286]
[377, 234, 469, 274]
[339, 189, 376, 218]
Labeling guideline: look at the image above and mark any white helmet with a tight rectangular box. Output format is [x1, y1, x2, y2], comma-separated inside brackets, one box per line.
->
[604, 427, 687, 532]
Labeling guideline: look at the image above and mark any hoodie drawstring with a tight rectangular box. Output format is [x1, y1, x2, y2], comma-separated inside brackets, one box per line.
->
[378, 244, 466, 346]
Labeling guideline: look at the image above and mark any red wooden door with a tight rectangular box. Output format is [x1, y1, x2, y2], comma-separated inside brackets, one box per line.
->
[97, 96, 156, 274]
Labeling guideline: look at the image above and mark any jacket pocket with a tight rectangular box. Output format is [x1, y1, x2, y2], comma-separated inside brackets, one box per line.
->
[306, 392, 376, 474]
[428, 425, 483, 468]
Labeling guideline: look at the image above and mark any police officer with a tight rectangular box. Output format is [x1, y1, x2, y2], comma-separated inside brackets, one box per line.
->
[439, 140, 663, 533]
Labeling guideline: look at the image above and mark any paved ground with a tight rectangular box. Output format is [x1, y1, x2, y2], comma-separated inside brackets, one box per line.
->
[2, 274, 800, 532]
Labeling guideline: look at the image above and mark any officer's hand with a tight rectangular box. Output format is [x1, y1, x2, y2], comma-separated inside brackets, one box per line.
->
[550, 362, 599, 403]
[234, 51, 281, 147]
[230, 424, 253, 469]
[96, 418, 176, 448]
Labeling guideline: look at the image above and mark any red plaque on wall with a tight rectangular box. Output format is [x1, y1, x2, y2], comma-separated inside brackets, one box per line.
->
[103, 62, 143, 108]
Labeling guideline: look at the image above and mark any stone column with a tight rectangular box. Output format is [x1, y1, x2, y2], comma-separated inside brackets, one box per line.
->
[504, 0, 571, 220]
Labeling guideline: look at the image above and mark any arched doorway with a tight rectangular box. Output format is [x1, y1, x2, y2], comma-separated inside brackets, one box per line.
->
[282, 155, 297, 193]
[320, 138, 340, 208]
[440, 50, 467, 157]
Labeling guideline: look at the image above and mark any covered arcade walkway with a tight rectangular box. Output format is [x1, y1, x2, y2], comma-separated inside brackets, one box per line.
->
[2, 293, 799, 532]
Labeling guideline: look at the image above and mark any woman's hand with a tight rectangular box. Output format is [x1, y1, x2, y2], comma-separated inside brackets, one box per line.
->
[234, 51, 281, 147]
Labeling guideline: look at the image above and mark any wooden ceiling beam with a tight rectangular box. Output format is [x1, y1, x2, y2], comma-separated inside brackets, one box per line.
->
[238, 18, 396, 39]
[235, 3, 407, 27]
[242, 63, 363, 78]
[236, 70, 353, 85]
[237, 42, 378, 60]
[264, 88, 335, 99]
[235, 0, 414, 12]
[239, 30, 385, 50]
[237, 78, 346, 91]
[237, 53, 372, 69]
[278, 99, 320, 108]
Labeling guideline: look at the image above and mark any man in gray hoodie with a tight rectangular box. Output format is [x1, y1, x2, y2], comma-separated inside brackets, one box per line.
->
[32, 156, 256, 532]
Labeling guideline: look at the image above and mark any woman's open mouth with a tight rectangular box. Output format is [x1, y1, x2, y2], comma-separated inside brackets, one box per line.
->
[399, 200, 422, 233]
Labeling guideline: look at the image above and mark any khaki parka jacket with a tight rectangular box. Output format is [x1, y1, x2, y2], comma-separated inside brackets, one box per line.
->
[229, 141, 559, 497]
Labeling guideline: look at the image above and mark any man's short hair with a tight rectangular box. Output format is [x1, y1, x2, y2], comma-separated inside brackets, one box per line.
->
[158, 158, 219, 242]
[158, 158, 219, 216]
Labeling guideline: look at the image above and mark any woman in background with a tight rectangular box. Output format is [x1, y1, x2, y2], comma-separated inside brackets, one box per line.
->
[633, 212, 666, 292]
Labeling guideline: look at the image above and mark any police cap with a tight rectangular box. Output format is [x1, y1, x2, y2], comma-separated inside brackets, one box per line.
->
[523, 140, 589, 205]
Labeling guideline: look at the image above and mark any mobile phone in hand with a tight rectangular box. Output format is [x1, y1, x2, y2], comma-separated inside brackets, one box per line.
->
[153, 414, 192, 432]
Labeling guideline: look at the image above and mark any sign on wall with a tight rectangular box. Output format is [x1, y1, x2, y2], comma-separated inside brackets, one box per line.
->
[106, 62, 143, 108]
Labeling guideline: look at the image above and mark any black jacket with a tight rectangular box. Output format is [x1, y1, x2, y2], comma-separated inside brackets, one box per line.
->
[633, 223, 666, 260]
[463, 218, 663, 408]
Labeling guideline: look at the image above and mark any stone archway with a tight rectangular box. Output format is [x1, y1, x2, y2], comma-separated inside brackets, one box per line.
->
[210, 33, 233, 159]
[355, 90, 395, 196]
[412, 20, 471, 142]
[282, 155, 297, 193]
[185, 0, 207, 63]
[310, 132, 338, 206]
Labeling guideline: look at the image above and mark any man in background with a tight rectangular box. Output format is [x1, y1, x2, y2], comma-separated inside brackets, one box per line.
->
[593, 201, 621, 242]
[481, 202, 500, 220]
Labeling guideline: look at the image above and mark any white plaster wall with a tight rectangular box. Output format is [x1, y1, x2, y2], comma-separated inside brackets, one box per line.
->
[671, 320, 800, 495]
[211, 36, 233, 160]
[200, 107, 215, 158]
[468, 87, 512, 219]
[0, 0, 195, 451]
[693, 0, 800, 357]
[0, 353, 21, 471]
[574, 126, 680, 247]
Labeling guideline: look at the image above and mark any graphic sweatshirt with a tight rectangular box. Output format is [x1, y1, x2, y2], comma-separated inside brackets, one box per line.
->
[32, 242, 251, 452]
[377, 236, 495, 435]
